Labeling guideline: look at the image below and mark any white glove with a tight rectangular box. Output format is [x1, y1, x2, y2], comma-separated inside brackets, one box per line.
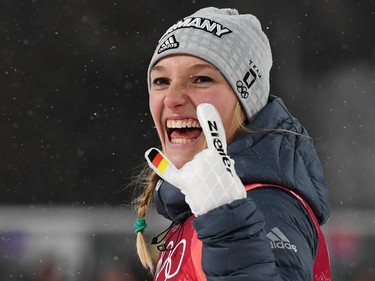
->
[145, 103, 246, 216]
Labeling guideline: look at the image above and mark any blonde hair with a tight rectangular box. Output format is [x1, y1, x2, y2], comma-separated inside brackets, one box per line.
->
[133, 167, 158, 272]
[133, 101, 246, 272]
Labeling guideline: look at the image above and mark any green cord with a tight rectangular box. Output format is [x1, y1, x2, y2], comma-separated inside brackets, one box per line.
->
[134, 218, 147, 234]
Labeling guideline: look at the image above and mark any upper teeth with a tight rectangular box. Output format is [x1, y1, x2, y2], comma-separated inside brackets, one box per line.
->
[167, 119, 201, 129]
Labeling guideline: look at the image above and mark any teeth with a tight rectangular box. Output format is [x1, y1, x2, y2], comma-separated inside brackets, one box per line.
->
[171, 138, 194, 144]
[167, 118, 201, 129]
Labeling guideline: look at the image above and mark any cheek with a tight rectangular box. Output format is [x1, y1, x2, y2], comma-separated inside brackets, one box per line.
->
[149, 95, 165, 140]
[149, 93, 163, 122]
[197, 90, 238, 128]
[149, 98, 158, 122]
[216, 95, 240, 138]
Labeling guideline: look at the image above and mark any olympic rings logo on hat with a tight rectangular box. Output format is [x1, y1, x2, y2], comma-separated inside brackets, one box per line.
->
[236, 80, 249, 99]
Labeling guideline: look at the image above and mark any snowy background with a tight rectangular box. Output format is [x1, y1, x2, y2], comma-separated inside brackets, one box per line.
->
[0, 0, 374, 280]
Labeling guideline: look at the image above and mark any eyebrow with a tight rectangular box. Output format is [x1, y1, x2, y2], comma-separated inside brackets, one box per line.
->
[150, 65, 165, 72]
[188, 64, 219, 72]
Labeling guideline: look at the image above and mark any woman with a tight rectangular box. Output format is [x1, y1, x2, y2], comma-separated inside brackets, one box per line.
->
[133, 7, 331, 281]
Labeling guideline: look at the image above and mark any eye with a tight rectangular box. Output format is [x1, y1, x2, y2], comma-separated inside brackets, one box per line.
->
[152, 77, 170, 86]
[193, 76, 213, 83]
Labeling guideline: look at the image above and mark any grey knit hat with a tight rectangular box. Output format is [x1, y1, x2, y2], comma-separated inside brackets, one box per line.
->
[147, 7, 273, 120]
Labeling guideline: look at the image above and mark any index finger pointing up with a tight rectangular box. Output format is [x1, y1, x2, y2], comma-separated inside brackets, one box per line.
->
[197, 103, 228, 153]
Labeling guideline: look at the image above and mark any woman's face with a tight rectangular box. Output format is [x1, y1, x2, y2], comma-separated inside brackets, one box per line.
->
[149, 55, 242, 169]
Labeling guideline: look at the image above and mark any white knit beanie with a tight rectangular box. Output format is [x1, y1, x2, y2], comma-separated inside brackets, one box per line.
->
[147, 7, 273, 120]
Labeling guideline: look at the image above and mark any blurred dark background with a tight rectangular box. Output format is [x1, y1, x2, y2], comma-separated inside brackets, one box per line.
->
[1, 0, 375, 280]
[1, 0, 374, 208]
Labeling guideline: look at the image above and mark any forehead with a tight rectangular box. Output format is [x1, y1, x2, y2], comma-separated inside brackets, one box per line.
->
[151, 54, 217, 71]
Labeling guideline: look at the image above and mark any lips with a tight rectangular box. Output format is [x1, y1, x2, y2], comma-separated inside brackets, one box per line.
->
[166, 118, 202, 144]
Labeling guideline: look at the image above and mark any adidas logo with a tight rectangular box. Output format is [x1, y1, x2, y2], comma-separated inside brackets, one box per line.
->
[158, 35, 179, 54]
[267, 227, 298, 253]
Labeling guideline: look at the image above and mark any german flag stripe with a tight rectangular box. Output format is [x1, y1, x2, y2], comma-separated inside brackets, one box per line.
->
[149, 149, 169, 174]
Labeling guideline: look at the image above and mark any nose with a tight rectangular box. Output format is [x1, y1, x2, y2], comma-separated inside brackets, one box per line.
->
[164, 82, 188, 109]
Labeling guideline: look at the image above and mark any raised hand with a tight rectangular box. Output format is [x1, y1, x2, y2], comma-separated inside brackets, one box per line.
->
[145, 103, 246, 216]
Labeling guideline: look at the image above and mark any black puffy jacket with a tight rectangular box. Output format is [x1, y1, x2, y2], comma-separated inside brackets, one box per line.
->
[153, 96, 331, 280]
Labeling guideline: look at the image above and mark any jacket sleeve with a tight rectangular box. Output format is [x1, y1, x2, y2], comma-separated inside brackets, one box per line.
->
[192, 187, 317, 281]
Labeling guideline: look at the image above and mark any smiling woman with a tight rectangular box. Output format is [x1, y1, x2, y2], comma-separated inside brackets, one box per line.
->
[149, 55, 241, 168]
[133, 6, 331, 281]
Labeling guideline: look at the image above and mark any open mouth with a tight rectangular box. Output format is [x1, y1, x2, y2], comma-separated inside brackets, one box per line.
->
[166, 118, 202, 144]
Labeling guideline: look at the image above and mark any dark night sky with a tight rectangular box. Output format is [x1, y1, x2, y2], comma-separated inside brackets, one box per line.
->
[1, 0, 374, 207]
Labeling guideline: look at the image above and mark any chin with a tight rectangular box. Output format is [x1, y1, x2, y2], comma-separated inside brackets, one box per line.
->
[164, 136, 206, 168]
[168, 153, 191, 169]
[165, 149, 195, 169]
